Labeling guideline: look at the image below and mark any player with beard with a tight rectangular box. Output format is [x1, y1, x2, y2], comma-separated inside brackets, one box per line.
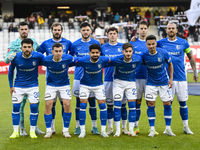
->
[157, 22, 198, 135]
[8, 38, 44, 138]
[74, 44, 109, 138]
[38, 22, 72, 134]
[5, 22, 44, 136]
[70, 22, 101, 135]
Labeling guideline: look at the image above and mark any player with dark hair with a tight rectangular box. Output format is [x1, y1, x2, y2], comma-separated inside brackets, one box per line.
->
[70, 22, 101, 135]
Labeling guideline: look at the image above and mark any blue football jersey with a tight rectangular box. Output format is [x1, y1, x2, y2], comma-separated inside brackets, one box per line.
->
[130, 38, 148, 79]
[8, 51, 44, 88]
[141, 48, 172, 86]
[69, 38, 101, 80]
[101, 42, 123, 81]
[74, 56, 110, 86]
[157, 37, 190, 81]
[38, 38, 72, 55]
[42, 54, 75, 87]
[110, 54, 143, 81]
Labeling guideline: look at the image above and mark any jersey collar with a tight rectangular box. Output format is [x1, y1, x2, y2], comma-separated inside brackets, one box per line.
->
[81, 38, 91, 43]
[109, 42, 118, 46]
[52, 38, 62, 42]
[53, 58, 62, 62]
[167, 38, 177, 42]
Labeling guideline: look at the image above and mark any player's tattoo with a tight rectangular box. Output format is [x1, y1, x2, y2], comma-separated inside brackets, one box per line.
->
[187, 51, 197, 74]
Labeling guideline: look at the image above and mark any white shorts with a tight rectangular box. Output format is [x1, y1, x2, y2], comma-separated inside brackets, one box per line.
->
[12, 87, 39, 104]
[45, 85, 71, 101]
[113, 79, 137, 101]
[79, 84, 105, 100]
[73, 80, 94, 98]
[172, 81, 188, 101]
[104, 81, 127, 105]
[136, 79, 147, 99]
[145, 85, 172, 102]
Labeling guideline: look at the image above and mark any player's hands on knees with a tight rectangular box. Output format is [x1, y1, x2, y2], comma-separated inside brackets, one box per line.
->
[10, 87, 16, 96]
[168, 80, 173, 88]
[8, 52, 17, 61]
[193, 73, 199, 82]
[130, 36, 137, 42]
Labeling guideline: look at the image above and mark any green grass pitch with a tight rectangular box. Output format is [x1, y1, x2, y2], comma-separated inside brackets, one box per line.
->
[0, 73, 200, 150]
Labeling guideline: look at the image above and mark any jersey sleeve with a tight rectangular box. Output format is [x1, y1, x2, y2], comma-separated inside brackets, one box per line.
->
[183, 40, 191, 54]
[74, 57, 84, 67]
[69, 43, 75, 56]
[37, 42, 46, 54]
[156, 40, 161, 48]
[8, 61, 16, 88]
[5, 41, 18, 64]
[39, 54, 45, 65]
[32, 38, 40, 51]
[139, 52, 146, 65]
[69, 57, 79, 67]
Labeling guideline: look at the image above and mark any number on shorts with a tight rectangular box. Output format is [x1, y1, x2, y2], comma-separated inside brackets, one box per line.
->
[132, 88, 136, 95]
[167, 89, 171, 97]
[34, 92, 39, 98]
[102, 89, 105, 96]
[66, 89, 71, 95]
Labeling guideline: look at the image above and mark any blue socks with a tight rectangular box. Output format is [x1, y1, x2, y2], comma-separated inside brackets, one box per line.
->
[128, 101, 136, 123]
[30, 104, 38, 126]
[99, 103, 107, 126]
[114, 101, 122, 122]
[147, 106, 155, 127]
[136, 103, 141, 123]
[88, 98, 97, 121]
[52, 103, 56, 120]
[44, 114, 52, 128]
[79, 103, 87, 126]
[179, 101, 188, 120]
[107, 105, 113, 120]
[164, 105, 172, 126]
[12, 104, 21, 126]
[75, 98, 80, 121]
[63, 112, 72, 128]
[121, 104, 127, 121]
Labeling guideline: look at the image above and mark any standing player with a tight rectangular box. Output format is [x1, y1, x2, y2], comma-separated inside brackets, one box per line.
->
[43, 43, 75, 138]
[141, 35, 175, 137]
[157, 22, 198, 134]
[38, 22, 72, 134]
[5, 22, 44, 136]
[74, 44, 109, 138]
[70, 22, 100, 135]
[130, 21, 159, 135]
[101, 27, 128, 135]
[8, 38, 44, 138]
[109, 43, 142, 137]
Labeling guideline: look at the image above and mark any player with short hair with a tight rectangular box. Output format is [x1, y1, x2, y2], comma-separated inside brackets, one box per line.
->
[101, 27, 128, 135]
[8, 38, 44, 138]
[130, 21, 159, 135]
[109, 43, 142, 137]
[38, 22, 72, 134]
[5, 22, 44, 136]
[141, 35, 175, 137]
[74, 44, 109, 138]
[157, 22, 198, 135]
[43, 43, 75, 138]
[70, 22, 100, 135]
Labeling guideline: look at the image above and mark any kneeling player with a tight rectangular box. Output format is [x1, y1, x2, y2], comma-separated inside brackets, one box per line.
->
[8, 38, 44, 138]
[74, 44, 110, 138]
[109, 43, 142, 137]
[141, 35, 175, 137]
[43, 43, 75, 138]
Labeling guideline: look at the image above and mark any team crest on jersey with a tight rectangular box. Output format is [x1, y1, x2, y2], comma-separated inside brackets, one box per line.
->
[158, 57, 162, 62]
[132, 64, 136, 68]
[118, 48, 122, 52]
[98, 64, 102, 68]
[62, 64, 66, 68]
[33, 61, 36, 66]
[176, 45, 180, 49]
[63, 45, 66, 50]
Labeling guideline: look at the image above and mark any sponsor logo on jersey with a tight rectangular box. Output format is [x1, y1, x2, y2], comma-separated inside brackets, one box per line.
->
[77, 47, 81, 50]
[132, 64, 136, 68]
[146, 94, 153, 99]
[118, 48, 122, 52]
[176, 45, 180, 49]
[33, 61, 36, 66]
[62, 64, 66, 69]
[98, 64, 102, 68]
[158, 57, 162, 62]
